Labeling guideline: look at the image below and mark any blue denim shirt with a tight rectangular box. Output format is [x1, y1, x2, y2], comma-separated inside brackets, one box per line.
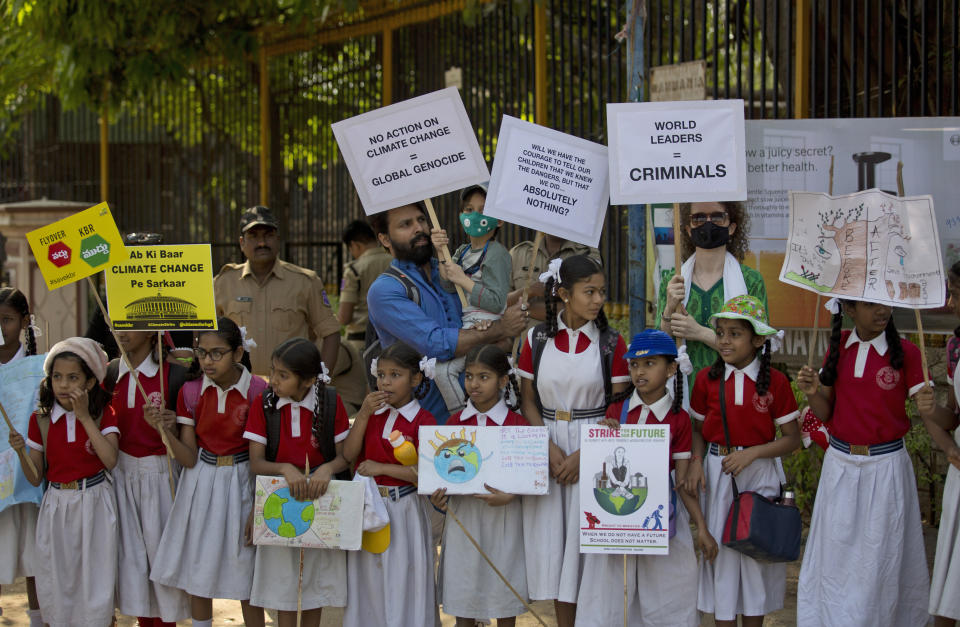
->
[367, 257, 462, 423]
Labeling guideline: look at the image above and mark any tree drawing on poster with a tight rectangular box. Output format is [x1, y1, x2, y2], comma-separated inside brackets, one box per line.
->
[252, 476, 364, 550]
[0, 355, 46, 514]
[779, 189, 945, 308]
[416, 425, 549, 495]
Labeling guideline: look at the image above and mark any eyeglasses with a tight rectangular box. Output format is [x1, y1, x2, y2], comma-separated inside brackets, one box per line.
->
[690, 212, 729, 227]
[194, 348, 231, 362]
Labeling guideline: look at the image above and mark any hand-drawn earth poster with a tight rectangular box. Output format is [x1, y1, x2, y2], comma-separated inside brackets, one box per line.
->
[779, 189, 944, 308]
[0, 355, 45, 513]
[253, 476, 364, 550]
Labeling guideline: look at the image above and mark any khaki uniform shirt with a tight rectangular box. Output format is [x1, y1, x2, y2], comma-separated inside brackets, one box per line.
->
[339, 247, 392, 337]
[509, 240, 602, 291]
[214, 259, 340, 376]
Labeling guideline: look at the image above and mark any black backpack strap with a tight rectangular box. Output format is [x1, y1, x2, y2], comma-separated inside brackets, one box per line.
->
[320, 386, 352, 481]
[597, 327, 621, 404]
[263, 390, 282, 463]
[165, 362, 188, 412]
[103, 359, 121, 395]
[530, 323, 550, 413]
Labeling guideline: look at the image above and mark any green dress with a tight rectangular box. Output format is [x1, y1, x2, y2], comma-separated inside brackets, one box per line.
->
[655, 264, 768, 391]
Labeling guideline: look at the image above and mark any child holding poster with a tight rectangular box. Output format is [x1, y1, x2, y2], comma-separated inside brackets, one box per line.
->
[430, 183, 513, 413]
[796, 298, 934, 627]
[149, 319, 267, 627]
[10, 338, 120, 627]
[516, 255, 631, 627]
[244, 337, 350, 625]
[0, 287, 42, 626]
[108, 330, 190, 626]
[429, 344, 529, 626]
[575, 329, 717, 627]
[342, 341, 438, 627]
[689, 296, 800, 627]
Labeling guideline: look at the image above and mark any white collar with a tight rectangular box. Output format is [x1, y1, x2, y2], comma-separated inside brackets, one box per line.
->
[393, 399, 421, 422]
[377, 398, 422, 439]
[201, 366, 252, 398]
[2, 343, 26, 364]
[459, 398, 509, 426]
[118, 353, 160, 379]
[845, 328, 889, 356]
[556, 312, 600, 344]
[50, 403, 73, 424]
[626, 390, 672, 422]
[724, 357, 761, 382]
[277, 386, 317, 412]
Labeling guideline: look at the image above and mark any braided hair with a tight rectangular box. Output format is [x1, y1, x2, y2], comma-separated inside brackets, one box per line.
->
[269, 337, 329, 446]
[186, 317, 253, 380]
[544, 254, 609, 339]
[462, 344, 521, 411]
[378, 342, 431, 400]
[706, 320, 773, 396]
[0, 287, 36, 355]
[819, 300, 904, 387]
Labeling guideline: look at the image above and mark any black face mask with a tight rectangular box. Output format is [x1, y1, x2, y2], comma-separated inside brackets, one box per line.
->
[690, 222, 730, 250]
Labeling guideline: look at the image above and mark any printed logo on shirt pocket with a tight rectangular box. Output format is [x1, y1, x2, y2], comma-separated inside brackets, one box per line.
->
[85, 439, 96, 456]
[876, 366, 900, 390]
[230, 402, 250, 427]
[752, 392, 773, 413]
[147, 391, 164, 409]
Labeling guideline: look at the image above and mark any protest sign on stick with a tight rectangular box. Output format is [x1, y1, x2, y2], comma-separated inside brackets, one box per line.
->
[0, 356, 46, 506]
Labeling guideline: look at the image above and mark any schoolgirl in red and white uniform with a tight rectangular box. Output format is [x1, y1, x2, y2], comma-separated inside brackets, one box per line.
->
[0, 287, 43, 627]
[12, 337, 120, 627]
[797, 299, 932, 627]
[110, 331, 190, 626]
[430, 344, 530, 625]
[689, 296, 800, 626]
[343, 341, 438, 627]
[244, 338, 350, 626]
[517, 255, 630, 627]
[149, 319, 267, 627]
[576, 329, 717, 627]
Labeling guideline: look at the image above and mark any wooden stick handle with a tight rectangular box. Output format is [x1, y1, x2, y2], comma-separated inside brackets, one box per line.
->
[623, 553, 628, 627]
[808, 155, 835, 368]
[511, 231, 545, 360]
[0, 400, 40, 478]
[897, 163, 931, 387]
[423, 198, 469, 308]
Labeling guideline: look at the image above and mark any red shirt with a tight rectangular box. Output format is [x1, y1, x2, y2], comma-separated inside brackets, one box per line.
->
[450, 399, 528, 427]
[27, 404, 120, 483]
[112, 357, 174, 457]
[690, 359, 799, 447]
[243, 388, 350, 467]
[827, 329, 926, 445]
[176, 368, 266, 456]
[605, 392, 692, 471]
[358, 400, 436, 487]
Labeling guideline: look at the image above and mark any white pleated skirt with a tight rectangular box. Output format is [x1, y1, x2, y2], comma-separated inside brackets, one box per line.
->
[798, 445, 930, 627]
[438, 495, 527, 619]
[576, 501, 699, 627]
[250, 543, 347, 611]
[34, 480, 118, 627]
[344, 493, 438, 627]
[113, 451, 190, 621]
[521, 416, 589, 604]
[0, 502, 38, 583]
[930, 431, 960, 619]
[150, 455, 256, 600]
[698, 452, 785, 620]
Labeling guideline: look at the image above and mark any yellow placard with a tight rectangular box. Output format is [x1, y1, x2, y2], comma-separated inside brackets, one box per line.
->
[104, 244, 217, 331]
[26, 202, 129, 290]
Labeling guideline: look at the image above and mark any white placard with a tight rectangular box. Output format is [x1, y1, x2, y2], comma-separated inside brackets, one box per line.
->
[779, 189, 945, 308]
[579, 424, 671, 555]
[484, 115, 610, 247]
[607, 99, 747, 205]
[331, 88, 489, 215]
[416, 425, 549, 495]
[253, 477, 364, 550]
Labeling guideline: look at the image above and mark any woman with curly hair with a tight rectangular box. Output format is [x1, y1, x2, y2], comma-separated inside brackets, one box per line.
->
[656, 201, 768, 390]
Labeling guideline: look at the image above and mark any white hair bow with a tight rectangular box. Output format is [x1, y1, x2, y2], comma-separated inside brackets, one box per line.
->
[369, 357, 379, 378]
[675, 345, 693, 376]
[238, 326, 257, 351]
[507, 355, 517, 378]
[538, 258, 563, 285]
[319, 361, 331, 384]
[419, 356, 437, 380]
[768, 329, 786, 354]
[824, 297, 841, 315]
[29, 314, 42, 337]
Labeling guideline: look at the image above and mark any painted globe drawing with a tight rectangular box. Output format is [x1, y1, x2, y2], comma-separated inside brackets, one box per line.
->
[592, 458, 648, 516]
[263, 487, 315, 538]
[593, 485, 648, 516]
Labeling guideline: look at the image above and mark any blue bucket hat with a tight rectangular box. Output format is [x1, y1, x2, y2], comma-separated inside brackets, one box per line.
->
[625, 329, 678, 360]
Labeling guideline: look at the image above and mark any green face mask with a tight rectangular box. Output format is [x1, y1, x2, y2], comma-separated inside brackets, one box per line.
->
[459, 212, 499, 237]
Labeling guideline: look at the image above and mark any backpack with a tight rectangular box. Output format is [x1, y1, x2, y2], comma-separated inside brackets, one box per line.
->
[262, 386, 352, 481]
[529, 321, 620, 412]
[362, 266, 421, 390]
[103, 358, 189, 411]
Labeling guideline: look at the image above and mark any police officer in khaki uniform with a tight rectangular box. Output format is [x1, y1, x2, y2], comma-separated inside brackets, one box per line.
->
[508, 234, 602, 323]
[336, 220, 392, 353]
[214, 206, 340, 376]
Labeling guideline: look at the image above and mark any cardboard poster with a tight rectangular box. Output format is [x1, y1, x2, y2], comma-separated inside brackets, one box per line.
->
[607, 99, 747, 205]
[579, 424, 671, 555]
[484, 115, 610, 247]
[417, 425, 549, 496]
[0, 355, 45, 513]
[26, 202, 128, 290]
[104, 244, 217, 330]
[331, 88, 489, 215]
[253, 476, 364, 550]
[779, 190, 944, 308]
